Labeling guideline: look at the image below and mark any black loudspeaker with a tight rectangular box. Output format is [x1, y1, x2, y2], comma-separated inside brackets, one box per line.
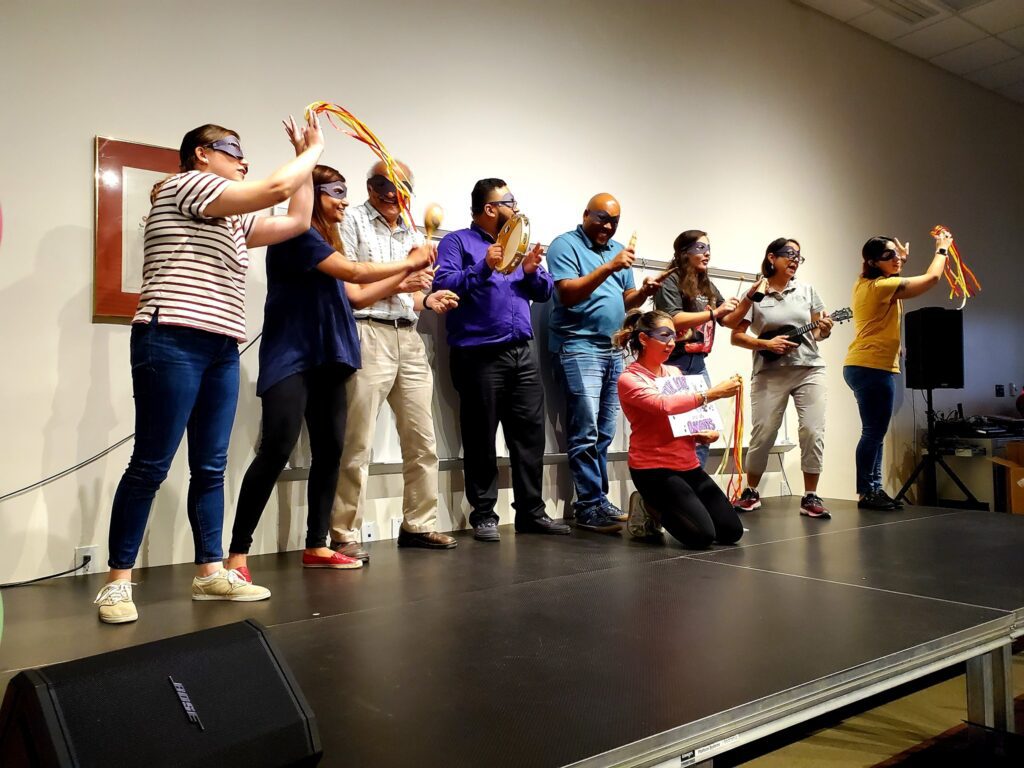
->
[904, 307, 964, 390]
[0, 620, 321, 768]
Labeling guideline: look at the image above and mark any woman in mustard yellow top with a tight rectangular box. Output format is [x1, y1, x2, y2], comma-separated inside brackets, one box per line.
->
[843, 230, 952, 510]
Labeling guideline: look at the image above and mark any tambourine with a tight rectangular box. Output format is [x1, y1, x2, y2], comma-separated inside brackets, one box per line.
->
[494, 213, 530, 275]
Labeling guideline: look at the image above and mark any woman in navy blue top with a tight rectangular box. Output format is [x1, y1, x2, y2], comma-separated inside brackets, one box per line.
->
[227, 165, 434, 579]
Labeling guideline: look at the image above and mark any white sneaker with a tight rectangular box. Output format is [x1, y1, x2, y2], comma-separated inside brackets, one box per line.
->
[191, 569, 271, 602]
[627, 491, 664, 538]
[94, 579, 138, 624]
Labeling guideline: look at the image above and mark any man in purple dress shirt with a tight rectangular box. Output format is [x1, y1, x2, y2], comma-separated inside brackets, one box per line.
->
[433, 178, 571, 541]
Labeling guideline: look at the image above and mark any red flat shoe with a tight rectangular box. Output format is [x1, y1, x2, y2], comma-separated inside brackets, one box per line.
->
[302, 551, 362, 570]
[234, 566, 253, 583]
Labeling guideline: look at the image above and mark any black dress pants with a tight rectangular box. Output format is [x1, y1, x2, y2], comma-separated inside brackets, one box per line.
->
[449, 341, 546, 527]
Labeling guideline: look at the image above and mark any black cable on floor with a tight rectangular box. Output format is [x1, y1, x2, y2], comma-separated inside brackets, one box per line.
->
[0, 333, 262, 504]
[0, 557, 91, 589]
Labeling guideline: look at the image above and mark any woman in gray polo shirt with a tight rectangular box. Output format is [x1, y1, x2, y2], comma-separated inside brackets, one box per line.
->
[729, 238, 835, 517]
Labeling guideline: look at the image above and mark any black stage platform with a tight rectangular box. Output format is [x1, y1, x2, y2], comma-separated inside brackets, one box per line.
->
[2, 497, 1023, 767]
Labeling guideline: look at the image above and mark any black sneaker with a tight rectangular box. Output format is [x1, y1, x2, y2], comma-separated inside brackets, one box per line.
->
[515, 514, 571, 535]
[473, 521, 501, 541]
[602, 501, 628, 522]
[857, 489, 896, 510]
[734, 487, 761, 512]
[878, 489, 905, 509]
[574, 507, 623, 534]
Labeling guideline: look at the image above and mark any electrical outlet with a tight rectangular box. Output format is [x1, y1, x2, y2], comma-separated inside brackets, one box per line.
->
[995, 384, 1005, 398]
[361, 522, 377, 542]
[390, 518, 403, 539]
[75, 545, 98, 574]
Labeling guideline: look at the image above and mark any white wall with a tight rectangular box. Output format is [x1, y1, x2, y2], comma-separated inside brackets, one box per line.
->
[2, 0, 1022, 582]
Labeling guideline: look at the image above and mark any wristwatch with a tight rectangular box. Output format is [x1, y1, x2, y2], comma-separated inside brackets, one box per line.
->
[937, 248, 948, 256]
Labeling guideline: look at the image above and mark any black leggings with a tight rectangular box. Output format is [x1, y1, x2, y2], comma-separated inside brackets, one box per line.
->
[629, 467, 743, 549]
[230, 365, 351, 553]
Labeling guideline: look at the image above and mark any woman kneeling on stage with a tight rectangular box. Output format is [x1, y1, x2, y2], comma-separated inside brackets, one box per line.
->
[729, 238, 834, 518]
[616, 310, 744, 549]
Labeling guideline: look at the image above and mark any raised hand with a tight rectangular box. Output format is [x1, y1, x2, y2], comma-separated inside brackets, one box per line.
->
[715, 297, 740, 318]
[303, 111, 324, 154]
[282, 115, 305, 154]
[932, 228, 953, 252]
[406, 243, 436, 271]
[485, 244, 504, 270]
[894, 237, 910, 261]
[609, 247, 636, 272]
[522, 243, 544, 274]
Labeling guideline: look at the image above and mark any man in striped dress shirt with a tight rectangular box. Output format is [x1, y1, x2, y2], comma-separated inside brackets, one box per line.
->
[330, 160, 459, 556]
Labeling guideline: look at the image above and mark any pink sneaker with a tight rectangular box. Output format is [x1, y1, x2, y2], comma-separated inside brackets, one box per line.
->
[800, 493, 832, 519]
[734, 488, 761, 512]
[302, 551, 362, 570]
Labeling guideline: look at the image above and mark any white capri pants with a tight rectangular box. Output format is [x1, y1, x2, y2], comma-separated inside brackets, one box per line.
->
[745, 365, 826, 476]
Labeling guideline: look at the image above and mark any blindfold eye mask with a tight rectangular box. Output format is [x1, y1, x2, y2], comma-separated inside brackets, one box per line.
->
[205, 137, 244, 159]
[316, 181, 348, 200]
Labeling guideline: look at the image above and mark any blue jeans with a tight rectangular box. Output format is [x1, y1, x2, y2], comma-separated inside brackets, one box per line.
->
[555, 349, 622, 514]
[843, 365, 896, 496]
[108, 320, 240, 569]
[667, 352, 712, 468]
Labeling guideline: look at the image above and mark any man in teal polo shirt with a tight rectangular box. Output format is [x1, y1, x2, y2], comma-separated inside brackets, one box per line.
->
[548, 193, 659, 532]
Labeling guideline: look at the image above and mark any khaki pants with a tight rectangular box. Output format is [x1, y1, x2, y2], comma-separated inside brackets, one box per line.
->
[330, 320, 438, 542]
[746, 365, 827, 477]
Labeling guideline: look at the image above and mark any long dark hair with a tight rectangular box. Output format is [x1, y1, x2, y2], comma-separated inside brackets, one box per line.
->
[762, 237, 800, 277]
[861, 236, 894, 279]
[613, 309, 674, 356]
[672, 229, 717, 306]
[311, 165, 346, 253]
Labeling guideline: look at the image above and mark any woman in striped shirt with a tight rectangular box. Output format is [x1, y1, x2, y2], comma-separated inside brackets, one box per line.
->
[95, 114, 325, 624]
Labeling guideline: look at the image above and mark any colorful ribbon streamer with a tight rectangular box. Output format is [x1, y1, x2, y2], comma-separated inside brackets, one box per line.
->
[714, 377, 745, 503]
[931, 225, 980, 310]
[305, 101, 415, 229]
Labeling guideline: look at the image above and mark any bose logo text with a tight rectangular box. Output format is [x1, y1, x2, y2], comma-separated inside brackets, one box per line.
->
[169, 676, 205, 731]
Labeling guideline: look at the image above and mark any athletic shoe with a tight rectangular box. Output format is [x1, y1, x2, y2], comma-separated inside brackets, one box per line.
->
[235, 566, 252, 583]
[857, 489, 897, 510]
[515, 514, 572, 535]
[602, 501, 628, 522]
[627, 492, 663, 538]
[473, 521, 501, 542]
[878, 489, 905, 509]
[734, 487, 761, 512]
[800, 493, 831, 519]
[301, 551, 363, 570]
[574, 507, 623, 534]
[191, 569, 272, 601]
[94, 579, 138, 624]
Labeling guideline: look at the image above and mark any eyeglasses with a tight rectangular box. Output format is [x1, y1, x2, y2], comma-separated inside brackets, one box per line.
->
[315, 181, 348, 200]
[684, 242, 710, 255]
[204, 137, 244, 160]
[368, 174, 413, 197]
[488, 194, 518, 211]
[774, 247, 805, 264]
[642, 328, 676, 343]
[587, 210, 619, 227]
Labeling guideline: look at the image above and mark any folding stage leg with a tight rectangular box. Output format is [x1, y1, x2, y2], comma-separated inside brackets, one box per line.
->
[966, 642, 1014, 733]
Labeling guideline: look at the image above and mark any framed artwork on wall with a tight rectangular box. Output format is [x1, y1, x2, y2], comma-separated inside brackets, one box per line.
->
[93, 137, 178, 322]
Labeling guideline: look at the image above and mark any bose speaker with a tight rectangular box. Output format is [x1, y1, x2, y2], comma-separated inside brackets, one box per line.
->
[904, 307, 963, 390]
[0, 620, 321, 767]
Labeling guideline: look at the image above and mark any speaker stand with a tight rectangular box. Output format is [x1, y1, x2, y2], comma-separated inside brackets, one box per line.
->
[895, 388, 986, 509]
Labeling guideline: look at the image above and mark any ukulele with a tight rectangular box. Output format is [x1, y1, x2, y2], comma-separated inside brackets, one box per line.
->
[757, 307, 853, 361]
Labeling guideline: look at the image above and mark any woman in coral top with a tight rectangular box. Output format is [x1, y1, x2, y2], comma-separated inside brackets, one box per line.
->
[616, 309, 743, 548]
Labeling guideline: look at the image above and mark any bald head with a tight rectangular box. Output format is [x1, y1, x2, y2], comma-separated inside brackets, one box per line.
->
[368, 159, 413, 186]
[582, 192, 621, 246]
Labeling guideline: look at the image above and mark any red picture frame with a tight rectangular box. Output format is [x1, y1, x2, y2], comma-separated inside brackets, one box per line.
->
[93, 137, 179, 322]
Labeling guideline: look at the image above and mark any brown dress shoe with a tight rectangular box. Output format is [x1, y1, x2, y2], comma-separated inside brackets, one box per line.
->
[397, 530, 458, 549]
[331, 541, 370, 562]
